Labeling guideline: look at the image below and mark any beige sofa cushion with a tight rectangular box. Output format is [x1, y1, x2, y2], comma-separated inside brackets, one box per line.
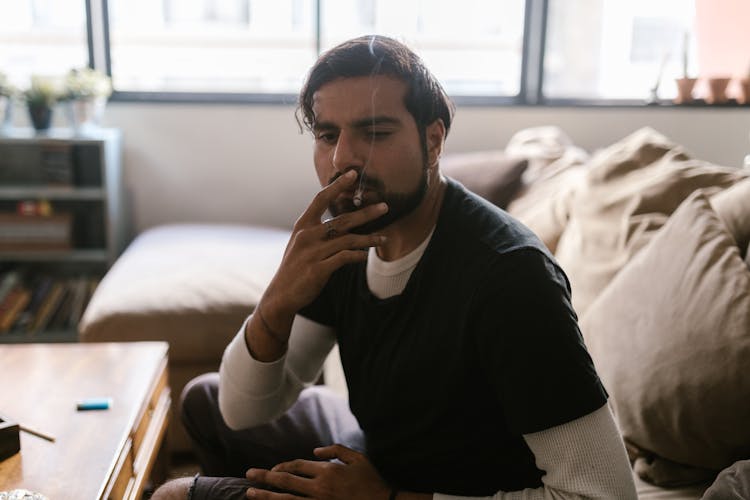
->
[440, 150, 527, 209]
[633, 473, 708, 500]
[504, 125, 589, 183]
[701, 460, 750, 500]
[711, 177, 750, 258]
[581, 192, 750, 476]
[503, 126, 590, 253]
[555, 127, 746, 316]
[79, 224, 289, 363]
[506, 165, 586, 253]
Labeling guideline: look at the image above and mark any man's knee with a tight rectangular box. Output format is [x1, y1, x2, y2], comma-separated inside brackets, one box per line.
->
[180, 372, 220, 430]
[150, 477, 193, 500]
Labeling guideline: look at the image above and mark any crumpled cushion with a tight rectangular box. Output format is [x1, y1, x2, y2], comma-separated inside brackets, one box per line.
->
[702, 460, 750, 500]
[79, 224, 289, 363]
[502, 126, 591, 253]
[504, 125, 589, 184]
[711, 177, 750, 258]
[440, 150, 527, 209]
[555, 127, 746, 316]
[581, 192, 750, 480]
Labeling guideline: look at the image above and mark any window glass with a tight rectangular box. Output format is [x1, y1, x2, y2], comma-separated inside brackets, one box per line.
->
[320, 0, 526, 97]
[0, 0, 89, 88]
[108, 0, 317, 93]
[544, 0, 696, 100]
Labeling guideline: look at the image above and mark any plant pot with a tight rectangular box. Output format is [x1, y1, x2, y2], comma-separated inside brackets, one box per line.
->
[0, 95, 12, 130]
[65, 96, 106, 132]
[674, 78, 697, 104]
[705, 77, 731, 104]
[28, 103, 53, 131]
[736, 77, 750, 105]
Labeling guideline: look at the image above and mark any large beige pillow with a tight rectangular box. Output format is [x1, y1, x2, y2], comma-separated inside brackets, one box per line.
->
[440, 150, 527, 209]
[555, 127, 747, 316]
[711, 177, 750, 258]
[581, 192, 750, 475]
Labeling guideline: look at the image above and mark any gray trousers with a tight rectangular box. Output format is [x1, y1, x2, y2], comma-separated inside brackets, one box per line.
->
[180, 373, 364, 500]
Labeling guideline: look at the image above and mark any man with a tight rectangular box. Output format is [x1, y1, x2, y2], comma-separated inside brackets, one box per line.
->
[153, 35, 637, 499]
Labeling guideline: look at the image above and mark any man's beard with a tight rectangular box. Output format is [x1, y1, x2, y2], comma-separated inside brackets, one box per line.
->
[328, 164, 429, 234]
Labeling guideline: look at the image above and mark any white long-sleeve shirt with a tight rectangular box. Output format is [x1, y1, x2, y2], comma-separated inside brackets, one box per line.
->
[220, 233, 637, 499]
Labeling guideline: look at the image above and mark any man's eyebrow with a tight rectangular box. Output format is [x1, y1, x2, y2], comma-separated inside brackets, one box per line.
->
[313, 116, 402, 132]
[312, 120, 337, 132]
[352, 116, 402, 128]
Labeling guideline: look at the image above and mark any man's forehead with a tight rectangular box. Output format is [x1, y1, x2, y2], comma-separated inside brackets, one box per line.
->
[311, 75, 408, 122]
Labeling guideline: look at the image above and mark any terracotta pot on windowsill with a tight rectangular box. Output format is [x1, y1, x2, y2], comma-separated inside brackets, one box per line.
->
[705, 77, 731, 104]
[736, 77, 750, 105]
[674, 77, 697, 104]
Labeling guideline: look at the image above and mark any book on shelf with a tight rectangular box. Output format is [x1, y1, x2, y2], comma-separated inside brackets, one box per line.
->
[48, 283, 75, 331]
[0, 285, 31, 333]
[0, 270, 101, 336]
[28, 281, 66, 333]
[0, 272, 21, 304]
[0, 213, 73, 251]
[40, 143, 74, 185]
[13, 276, 53, 332]
[0, 142, 73, 185]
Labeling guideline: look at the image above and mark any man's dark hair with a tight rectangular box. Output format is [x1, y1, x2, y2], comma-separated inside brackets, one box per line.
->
[297, 35, 455, 150]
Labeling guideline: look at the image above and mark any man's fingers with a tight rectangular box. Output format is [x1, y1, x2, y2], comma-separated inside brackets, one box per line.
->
[319, 232, 386, 257]
[323, 202, 389, 237]
[313, 444, 362, 464]
[320, 249, 370, 272]
[271, 459, 332, 477]
[246, 468, 311, 497]
[299, 170, 358, 225]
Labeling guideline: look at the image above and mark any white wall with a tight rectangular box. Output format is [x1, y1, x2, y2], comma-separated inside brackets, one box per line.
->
[96, 103, 750, 237]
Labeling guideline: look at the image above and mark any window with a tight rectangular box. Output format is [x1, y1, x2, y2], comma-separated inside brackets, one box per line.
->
[320, 0, 526, 97]
[3, 0, 740, 105]
[543, 0, 696, 101]
[107, 0, 525, 97]
[0, 0, 89, 88]
[108, 0, 317, 94]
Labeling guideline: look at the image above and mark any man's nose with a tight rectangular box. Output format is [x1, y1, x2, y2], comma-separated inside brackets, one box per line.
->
[331, 131, 364, 173]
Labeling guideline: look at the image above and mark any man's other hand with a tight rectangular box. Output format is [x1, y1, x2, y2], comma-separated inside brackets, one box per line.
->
[245, 444, 390, 500]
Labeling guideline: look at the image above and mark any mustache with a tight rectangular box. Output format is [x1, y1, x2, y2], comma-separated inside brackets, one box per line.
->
[328, 169, 384, 192]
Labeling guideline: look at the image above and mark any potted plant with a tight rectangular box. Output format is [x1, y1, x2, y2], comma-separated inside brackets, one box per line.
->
[674, 32, 697, 104]
[736, 63, 750, 105]
[0, 72, 18, 130]
[61, 67, 112, 131]
[705, 75, 731, 104]
[24, 76, 60, 131]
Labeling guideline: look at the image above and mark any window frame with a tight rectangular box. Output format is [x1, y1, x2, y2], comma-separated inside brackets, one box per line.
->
[80, 0, 742, 107]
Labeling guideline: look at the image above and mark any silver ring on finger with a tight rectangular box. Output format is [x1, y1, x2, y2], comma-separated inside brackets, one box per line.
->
[324, 219, 338, 240]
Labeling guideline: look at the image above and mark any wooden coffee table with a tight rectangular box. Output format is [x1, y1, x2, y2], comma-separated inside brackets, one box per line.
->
[0, 342, 170, 499]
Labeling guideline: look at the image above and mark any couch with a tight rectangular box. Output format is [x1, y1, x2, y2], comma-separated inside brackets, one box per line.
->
[79, 126, 750, 498]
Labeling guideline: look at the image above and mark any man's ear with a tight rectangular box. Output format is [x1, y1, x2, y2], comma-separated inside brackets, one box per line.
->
[426, 119, 446, 167]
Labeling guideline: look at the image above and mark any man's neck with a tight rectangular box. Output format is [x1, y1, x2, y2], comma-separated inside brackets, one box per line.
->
[376, 174, 447, 262]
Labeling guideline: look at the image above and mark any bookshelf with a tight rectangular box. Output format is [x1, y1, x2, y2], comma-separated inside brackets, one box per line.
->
[0, 128, 126, 343]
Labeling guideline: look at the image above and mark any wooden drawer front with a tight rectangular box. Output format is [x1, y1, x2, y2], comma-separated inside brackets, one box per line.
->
[131, 358, 168, 456]
[128, 388, 171, 500]
[104, 438, 134, 500]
